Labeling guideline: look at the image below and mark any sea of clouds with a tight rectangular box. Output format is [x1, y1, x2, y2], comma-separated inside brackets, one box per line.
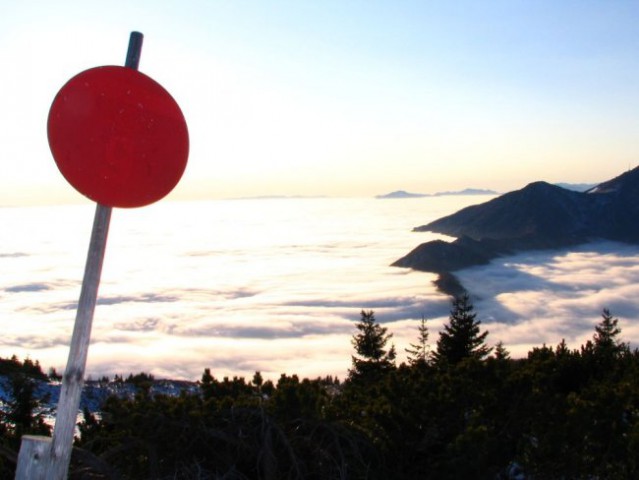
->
[1, 198, 638, 382]
[456, 242, 639, 357]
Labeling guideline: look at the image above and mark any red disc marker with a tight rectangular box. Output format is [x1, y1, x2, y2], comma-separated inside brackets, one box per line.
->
[48, 66, 189, 208]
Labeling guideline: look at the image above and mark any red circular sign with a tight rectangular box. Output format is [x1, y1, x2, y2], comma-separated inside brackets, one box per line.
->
[48, 66, 189, 208]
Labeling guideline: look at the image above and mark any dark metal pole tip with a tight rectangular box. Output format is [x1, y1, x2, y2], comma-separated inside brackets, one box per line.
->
[125, 31, 144, 70]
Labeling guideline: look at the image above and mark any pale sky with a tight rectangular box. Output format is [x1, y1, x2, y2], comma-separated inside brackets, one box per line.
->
[2, 1, 639, 205]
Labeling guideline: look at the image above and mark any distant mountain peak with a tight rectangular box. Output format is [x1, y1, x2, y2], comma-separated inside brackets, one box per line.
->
[376, 190, 427, 199]
[376, 187, 498, 199]
[434, 188, 498, 196]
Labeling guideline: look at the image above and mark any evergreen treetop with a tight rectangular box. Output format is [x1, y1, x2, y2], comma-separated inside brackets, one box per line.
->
[432, 293, 491, 365]
[593, 308, 626, 358]
[405, 315, 430, 366]
[349, 310, 396, 380]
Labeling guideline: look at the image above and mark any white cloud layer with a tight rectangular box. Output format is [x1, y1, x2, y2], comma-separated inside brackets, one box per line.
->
[1, 199, 638, 381]
[457, 242, 639, 357]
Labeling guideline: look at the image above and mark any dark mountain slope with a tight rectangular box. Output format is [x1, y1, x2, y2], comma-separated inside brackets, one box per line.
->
[585, 166, 639, 241]
[414, 181, 596, 245]
[393, 167, 639, 293]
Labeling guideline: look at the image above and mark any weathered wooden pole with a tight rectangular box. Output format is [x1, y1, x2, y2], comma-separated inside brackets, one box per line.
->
[14, 436, 51, 479]
[47, 203, 112, 479]
[15, 31, 144, 480]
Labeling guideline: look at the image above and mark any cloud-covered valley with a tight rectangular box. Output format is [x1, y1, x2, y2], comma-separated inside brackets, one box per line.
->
[1, 200, 638, 381]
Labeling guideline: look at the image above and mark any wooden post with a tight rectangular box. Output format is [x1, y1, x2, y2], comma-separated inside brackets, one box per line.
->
[15, 32, 144, 480]
[14, 436, 51, 479]
[48, 203, 112, 479]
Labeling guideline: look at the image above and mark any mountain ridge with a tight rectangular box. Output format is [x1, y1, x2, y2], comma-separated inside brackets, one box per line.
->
[392, 167, 639, 294]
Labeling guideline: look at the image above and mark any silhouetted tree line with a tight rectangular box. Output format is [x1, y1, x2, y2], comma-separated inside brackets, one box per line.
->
[0, 296, 638, 478]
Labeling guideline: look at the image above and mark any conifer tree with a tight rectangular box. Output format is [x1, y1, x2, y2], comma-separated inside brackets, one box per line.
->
[432, 293, 491, 365]
[586, 308, 629, 375]
[7, 374, 50, 440]
[349, 310, 396, 380]
[556, 338, 570, 357]
[252, 371, 263, 389]
[493, 341, 510, 361]
[405, 315, 430, 366]
[592, 308, 627, 363]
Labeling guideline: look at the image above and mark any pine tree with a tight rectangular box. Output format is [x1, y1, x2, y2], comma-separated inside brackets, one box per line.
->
[593, 308, 624, 354]
[592, 308, 627, 365]
[556, 338, 570, 357]
[405, 315, 430, 366]
[432, 293, 491, 365]
[493, 341, 510, 361]
[7, 374, 50, 440]
[349, 310, 396, 380]
[252, 371, 263, 389]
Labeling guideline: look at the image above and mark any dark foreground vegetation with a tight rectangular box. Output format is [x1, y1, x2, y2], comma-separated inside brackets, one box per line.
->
[0, 295, 638, 479]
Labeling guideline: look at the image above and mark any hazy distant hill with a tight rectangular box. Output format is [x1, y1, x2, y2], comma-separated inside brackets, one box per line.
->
[376, 188, 497, 199]
[376, 190, 428, 199]
[554, 182, 597, 192]
[393, 167, 639, 292]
